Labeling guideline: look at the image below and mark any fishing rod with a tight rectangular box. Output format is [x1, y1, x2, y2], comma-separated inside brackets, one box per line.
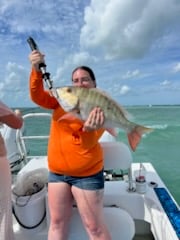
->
[27, 37, 54, 92]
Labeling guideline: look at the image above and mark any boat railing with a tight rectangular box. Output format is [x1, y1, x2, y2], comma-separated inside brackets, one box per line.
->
[16, 112, 51, 163]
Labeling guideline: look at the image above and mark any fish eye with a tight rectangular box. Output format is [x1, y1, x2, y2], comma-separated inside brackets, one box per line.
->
[67, 87, 72, 93]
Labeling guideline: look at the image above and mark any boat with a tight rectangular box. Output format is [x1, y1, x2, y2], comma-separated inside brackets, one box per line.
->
[1, 111, 180, 240]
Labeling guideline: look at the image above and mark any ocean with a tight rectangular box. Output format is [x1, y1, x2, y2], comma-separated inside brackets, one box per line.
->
[20, 105, 180, 205]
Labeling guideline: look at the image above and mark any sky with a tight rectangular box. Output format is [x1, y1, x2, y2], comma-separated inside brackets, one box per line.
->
[0, 0, 180, 107]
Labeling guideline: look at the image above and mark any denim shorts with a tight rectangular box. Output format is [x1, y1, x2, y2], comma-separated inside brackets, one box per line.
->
[48, 169, 104, 190]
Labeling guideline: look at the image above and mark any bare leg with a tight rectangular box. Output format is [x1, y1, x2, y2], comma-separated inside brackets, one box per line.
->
[48, 182, 73, 240]
[72, 187, 111, 240]
[0, 146, 14, 240]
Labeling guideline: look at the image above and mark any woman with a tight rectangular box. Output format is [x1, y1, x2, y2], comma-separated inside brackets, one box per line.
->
[0, 102, 23, 240]
[29, 50, 111, 240]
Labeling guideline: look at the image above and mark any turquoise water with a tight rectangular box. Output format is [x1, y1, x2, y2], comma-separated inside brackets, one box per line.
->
[20, 105, 180, 205]
[118, 105, 180, 205]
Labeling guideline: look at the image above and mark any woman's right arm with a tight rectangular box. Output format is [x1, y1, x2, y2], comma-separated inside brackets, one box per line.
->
[29, 51, 58, 109]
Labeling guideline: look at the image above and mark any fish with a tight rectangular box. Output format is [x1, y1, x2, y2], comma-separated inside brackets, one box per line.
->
[55, 86, 153, 151]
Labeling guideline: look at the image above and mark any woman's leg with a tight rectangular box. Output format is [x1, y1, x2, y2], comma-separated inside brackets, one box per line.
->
[48, 182, 73, 240]
[72, 187, 111, 240]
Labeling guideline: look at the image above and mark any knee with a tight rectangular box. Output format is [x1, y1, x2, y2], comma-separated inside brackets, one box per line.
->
[90, 226, 103, 237]
[50, 215, 68, 230]
[84, 221, 103, 237]
[50, 217, 63, 229]
[48, 217, 70, 240]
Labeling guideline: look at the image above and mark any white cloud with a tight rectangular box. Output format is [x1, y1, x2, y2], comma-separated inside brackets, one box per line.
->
[120, 85, 130, 95]
[53, 51, 98, 85]
[0, 0, 180, 106]
[159, 79, 180, 92]
[0, 0, 85, 51]
[160, 80, 171, 86]
[80, 0, 180, 60]
[173, 62, 180, 73]
[122, 69, 140, 79]
[0, 61, 29, 106]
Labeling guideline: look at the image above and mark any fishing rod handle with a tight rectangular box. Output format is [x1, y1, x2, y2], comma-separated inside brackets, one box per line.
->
[27, 36, 53, 90]
[27, 36, 47, 70]
[27, 37, 39, 51]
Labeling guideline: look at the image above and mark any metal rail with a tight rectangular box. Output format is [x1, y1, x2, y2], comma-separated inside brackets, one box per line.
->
[16, 113, 51, 163]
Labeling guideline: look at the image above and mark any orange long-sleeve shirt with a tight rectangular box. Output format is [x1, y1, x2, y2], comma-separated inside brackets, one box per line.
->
[29, 69, 105, 176]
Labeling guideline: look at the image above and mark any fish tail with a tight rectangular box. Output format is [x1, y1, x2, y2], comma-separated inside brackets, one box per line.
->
[128, 125, 153, 151]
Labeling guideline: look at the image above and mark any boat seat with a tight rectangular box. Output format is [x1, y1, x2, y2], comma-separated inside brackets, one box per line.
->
[46, 206, 135, 240]
[100, 141, 132, 170]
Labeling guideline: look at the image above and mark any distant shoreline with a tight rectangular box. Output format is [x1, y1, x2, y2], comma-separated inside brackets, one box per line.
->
[13, 104, 180, 109]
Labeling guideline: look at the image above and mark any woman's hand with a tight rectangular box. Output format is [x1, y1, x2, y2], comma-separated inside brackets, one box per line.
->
[83, 107, 104, 131]
[29, 50, 45, 71]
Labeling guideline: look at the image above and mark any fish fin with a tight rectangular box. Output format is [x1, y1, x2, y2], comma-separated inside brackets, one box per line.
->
[106, 128, 118, 137]
[128, 126, 153, 151]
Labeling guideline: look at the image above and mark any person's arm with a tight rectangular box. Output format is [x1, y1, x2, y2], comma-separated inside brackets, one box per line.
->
[0, 133, 7, 156]
[29, 51, 58, 109]
[0, 102, 23, 129]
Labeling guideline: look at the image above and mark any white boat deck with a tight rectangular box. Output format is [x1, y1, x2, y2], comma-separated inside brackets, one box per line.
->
[12, 158, 179, 240]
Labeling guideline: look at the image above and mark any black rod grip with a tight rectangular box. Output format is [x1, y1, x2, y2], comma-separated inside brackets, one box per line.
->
[27, 37, 39, 51]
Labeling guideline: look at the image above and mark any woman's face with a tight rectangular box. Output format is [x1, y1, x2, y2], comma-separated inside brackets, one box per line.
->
[72, 69, 96, 88]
